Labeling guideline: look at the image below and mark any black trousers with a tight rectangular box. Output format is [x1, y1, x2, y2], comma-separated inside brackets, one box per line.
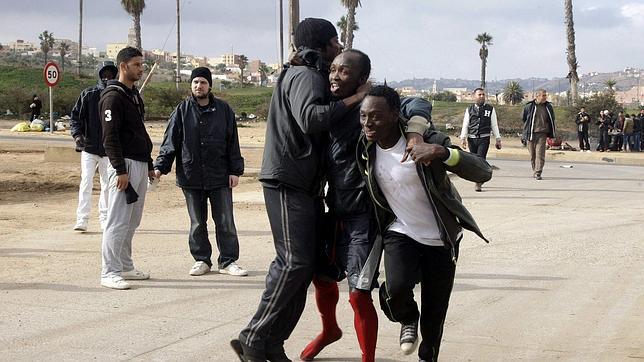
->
[240, 185, 320, 353]
[182, 187, 239, 269]
[379, 231, 456, 361]
[577, 131, 590, 150]
[467, 137, 490, 159]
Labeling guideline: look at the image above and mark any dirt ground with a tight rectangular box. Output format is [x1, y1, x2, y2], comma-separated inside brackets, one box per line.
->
[0, 119, 266, 237]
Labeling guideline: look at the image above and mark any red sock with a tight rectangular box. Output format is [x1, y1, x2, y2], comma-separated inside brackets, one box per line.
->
[349, 291, 378, 362]
[300, 278, 342, 361]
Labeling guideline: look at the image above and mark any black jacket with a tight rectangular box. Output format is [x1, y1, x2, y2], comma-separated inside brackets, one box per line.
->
[574, 111, 590, 133]
[154, 94, 244, 189]
[70, 81, 107, 156]
[522, 100, 556, 141]
[259, 48, 350, 195]
[99, 80, 153, 174]
[357, 125, 492, 263]
[326, 97, 432, 216]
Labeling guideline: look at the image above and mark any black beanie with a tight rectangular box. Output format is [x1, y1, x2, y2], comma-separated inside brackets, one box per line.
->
[294, 18, 337, 50]
[190, 67, 212, 87]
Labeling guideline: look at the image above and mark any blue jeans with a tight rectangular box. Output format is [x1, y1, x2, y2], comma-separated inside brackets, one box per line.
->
[182, 187, 239, 268]
[633, 133, 641, 151]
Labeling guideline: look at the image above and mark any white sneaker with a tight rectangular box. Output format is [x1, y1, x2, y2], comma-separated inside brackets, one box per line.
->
[73, 221, 88, 232]
[101, 276, 130, 290]
[219, 262, 248, 276]
[189, 261, 211, 276]
[121, 269, 150, 280]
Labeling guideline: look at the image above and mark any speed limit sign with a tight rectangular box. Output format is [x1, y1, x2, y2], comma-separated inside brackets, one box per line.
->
[43, 62, 60, 87]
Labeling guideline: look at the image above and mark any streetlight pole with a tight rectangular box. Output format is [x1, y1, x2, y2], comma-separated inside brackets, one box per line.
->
[279, 0, 284, 66]
[176, 0, 181, 91]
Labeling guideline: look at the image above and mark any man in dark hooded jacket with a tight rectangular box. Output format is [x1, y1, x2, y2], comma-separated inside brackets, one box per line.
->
[234, 18, 369, 362]
[70, 61, 118, 232]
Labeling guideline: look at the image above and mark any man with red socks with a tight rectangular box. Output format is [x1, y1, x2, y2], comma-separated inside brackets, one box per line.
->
[301, 50, 431, 362]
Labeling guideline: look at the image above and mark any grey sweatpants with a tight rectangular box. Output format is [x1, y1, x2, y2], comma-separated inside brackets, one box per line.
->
[101, 158, 148, 278]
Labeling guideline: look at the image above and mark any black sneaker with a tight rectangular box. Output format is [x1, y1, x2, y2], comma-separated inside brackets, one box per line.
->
[230, 339, 267, 362]
[399, 320, 419, 355]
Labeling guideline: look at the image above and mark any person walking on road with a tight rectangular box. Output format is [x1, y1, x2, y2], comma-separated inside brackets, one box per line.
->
[98, 47, 154, 290]
[300, 50, 430, 362]
[154, 66, 247, 278]
[522, 89, 555, 180]
[233, 18, 353, 362]
[356, 85, 492, 361]
[459, 87, 501, 191]
[70, 61, 118, 232]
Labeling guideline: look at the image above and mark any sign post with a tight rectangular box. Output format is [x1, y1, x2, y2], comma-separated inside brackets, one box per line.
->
[43, 62, 61, 133]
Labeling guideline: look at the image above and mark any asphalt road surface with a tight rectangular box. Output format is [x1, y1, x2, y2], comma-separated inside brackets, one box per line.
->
[1, 159, 642, 361]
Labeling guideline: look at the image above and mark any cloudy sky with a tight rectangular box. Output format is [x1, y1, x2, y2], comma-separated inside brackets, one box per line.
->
[2, 0, 643, 81]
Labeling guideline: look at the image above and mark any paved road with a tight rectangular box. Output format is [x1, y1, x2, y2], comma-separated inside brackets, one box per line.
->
[0, 159, 642, 361]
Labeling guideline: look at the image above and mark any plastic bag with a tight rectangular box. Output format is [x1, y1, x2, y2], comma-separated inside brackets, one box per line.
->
[10, 122, 31, 132]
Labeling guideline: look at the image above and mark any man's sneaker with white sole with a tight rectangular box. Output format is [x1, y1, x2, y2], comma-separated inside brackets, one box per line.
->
[101, 276, 130, 290]
[400, 320, 419, 355]
[121, 269, 150, 280]
[189, 261, 211, 276]
[219, 262, 248, 276]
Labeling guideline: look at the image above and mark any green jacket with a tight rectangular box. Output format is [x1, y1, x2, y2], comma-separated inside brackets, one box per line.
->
[356, 124, 492, 265]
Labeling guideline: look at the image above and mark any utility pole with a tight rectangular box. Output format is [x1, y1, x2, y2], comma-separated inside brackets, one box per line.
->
[77, 0, 83, 76]
[176, 0, 180, 91]
[288, 0, 299, 53]
[279, 0, 284, 66]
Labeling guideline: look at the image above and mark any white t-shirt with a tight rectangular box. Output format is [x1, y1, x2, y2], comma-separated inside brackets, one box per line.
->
[374, 136, 444, 246]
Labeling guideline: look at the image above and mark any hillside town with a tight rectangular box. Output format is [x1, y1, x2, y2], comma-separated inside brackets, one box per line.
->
[1, 27, 280, 87]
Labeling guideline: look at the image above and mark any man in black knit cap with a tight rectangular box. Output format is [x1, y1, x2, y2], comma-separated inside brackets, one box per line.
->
[232, 18, 369, 362]
[154, 66, 246, 278]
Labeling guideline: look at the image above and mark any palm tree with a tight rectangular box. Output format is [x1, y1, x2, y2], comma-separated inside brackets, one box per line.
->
[38, 30, 55, 65]
[475, 32, 493, 88]
[77, 0, 83, 75]
[604, 79, 617, 93]
[238, 55, 248, 87]
[288, 0, 299, 52]
[336, 15, 359, 45]
[564, 0, 579, 105]
[502, 81, 524, 105]
[121, 0, 146, 50]
[214, 63, 227, 74]
[59, 42, 70, 72]
[340, 0, 361, 49]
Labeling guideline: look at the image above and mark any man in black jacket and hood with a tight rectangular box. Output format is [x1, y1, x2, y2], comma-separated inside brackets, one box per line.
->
[153, 67, 247, 278]
[234, 18, 370, 362]
[70, 61, 118, 232]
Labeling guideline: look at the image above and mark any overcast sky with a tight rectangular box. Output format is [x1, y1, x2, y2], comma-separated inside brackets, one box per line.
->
[2, 0, 643, 81]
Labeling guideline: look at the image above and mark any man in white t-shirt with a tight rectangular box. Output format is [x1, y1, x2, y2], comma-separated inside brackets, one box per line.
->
[356, 85, 492, 361]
